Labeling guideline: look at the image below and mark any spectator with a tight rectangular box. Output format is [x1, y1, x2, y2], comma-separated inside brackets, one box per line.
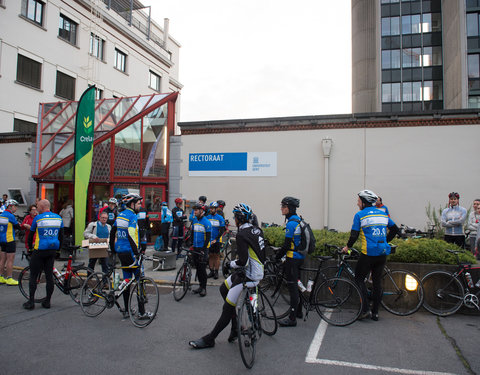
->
[0, 200, 22, 285]
[375, 196, 390, 217]
[24, 199, 64, 310]
[172, 198, 187, 258]
[21, 205, 38, 251]
[160, 202, 173, 251]
[59, 199, 74, 237]
[441, 192, 467, 248]
[467, 199, 480, 254]
[84, 211, 111, 274]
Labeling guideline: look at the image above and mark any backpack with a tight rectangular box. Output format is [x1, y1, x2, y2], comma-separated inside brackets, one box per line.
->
[292, 218, 316, 255]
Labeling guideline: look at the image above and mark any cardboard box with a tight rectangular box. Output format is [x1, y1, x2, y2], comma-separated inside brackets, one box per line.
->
[82, 238, 109, 259]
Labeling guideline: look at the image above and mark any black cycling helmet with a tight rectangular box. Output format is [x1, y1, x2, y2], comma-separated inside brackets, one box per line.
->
[233, 203, 253, 223]
[281, 196, 299, 214]
[123, 193, 143, 207]
[192, 202, 206, 211]
[358, 190, 378, 206]
[217, 200, 226, 208]
[198, 195, 207, 203]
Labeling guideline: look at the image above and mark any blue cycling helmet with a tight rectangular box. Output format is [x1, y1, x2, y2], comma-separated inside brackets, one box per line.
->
[209, 201, 218, 208]
[233, 203, 252, 223]
[161, 201, 168, 206]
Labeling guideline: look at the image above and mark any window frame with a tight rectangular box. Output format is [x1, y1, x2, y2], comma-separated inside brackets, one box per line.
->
[114, 48, 127, 73]
[21, 0, 44, 26]
[55, 70, 76, 100]
[149, 70, 161, 92]
[89, 33, 105, 61]
[16, 54, 42, 89]
[58, 14, 78, 46]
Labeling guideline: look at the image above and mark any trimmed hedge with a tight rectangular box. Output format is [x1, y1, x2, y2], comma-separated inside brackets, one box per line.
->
[262, 228, 476, 265]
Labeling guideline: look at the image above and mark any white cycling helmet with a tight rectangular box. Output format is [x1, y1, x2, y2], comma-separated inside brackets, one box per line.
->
[5, 199, 19, 207]
[108, 198, 118, 205]
[358, 190, 378, 205]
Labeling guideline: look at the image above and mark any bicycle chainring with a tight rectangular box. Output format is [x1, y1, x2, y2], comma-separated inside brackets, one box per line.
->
[463, 293, 479, 309]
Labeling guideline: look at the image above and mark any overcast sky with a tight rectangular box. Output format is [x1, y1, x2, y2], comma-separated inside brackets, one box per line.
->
[142, 1, 352, 122]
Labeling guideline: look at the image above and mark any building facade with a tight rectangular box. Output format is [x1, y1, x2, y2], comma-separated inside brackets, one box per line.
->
[0, 0, 182, 205]
[352, 0, 480, 113]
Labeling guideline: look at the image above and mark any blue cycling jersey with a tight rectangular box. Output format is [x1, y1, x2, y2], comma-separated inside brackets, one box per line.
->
[114, 207, 139, 254]
[161, 206, 173, 223]
[285, 214, 304, 259]
[0, 210, 18, 243]
[351, 207, 396, 256]
[192, 216, 212, 248]
[30, 211, 63, 250]
[206, 213, 225, 241]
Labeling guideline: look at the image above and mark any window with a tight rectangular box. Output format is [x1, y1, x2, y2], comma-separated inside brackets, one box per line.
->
[14, 118, 36, 133]
[382, 49, 401, 69]
[114, 49, 126, 72]
[89, 84, 103, 100]
[59, 14, 77, 45]
[16, 54, 41, 89]
[21, 0, 44, 25]
[56, 71, 75, 100]
[468, 54, 480, 79]
[381, 16, 400, 36]
[89, 33, 104, 60]
[149, 71, 161, 91]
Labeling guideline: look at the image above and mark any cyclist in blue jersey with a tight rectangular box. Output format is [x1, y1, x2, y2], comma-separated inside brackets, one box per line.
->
[189, 195, 207, 221]
[0, 199, 22, 286]
[375, 196, 390, 217]
[109, 193, 149, 319]
[172, 198, 187, 258]
[206, 201, 226, 280]
[24, 199, 64, 310]
[342, 190, 399, 321]
[191, 202, 212, 297]
[275, 196, 304, 327]
[160, 202, 173, 251]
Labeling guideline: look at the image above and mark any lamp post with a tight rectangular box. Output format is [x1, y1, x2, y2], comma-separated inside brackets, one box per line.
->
[322, 138, 332, 229]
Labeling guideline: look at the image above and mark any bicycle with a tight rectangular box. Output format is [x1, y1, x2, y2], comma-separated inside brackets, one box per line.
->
[18, 248, 91, 304]
[234, 268, 277, 369]
[80, 254, 159, 328]
[323, 244, 424, 316]
[260, 249, 363, 326]
[172, 247, 199, 301]
[220, 225, 235, 278]
[422, 249, 480, 316]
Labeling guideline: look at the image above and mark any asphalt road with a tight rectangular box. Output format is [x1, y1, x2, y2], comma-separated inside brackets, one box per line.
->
[1, 280, 479, 375]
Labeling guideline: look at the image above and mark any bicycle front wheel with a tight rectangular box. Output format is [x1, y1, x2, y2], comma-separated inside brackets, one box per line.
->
[381, 270, 424, 316]
[68, 266, 93, 304]
[257, 290, 277, 336]
[258, 262, 290, 319]
[129, 276, 159, 328]
[422, 271, 464, 316]
[173, 264, 191, 302]
[314, 277, 362, 326]
[18, 266, 47, 303]
[237, 297, 257, 369]
[80, 272, 109, 317]
[221, 248, 232, 278]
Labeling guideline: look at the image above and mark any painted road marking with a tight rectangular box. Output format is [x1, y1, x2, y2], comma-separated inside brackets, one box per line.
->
[305, 319, 457, 375]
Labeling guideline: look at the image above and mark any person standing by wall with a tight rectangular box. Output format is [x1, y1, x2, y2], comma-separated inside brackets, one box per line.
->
[467, 199, 480, 254]
[84, 211, 111, 273]
[21, 204, 38, 251]
[0, 200, 22, 285]
[441, 192, 467, 248]
[59, 199, 74, 238]
[160, 202, 173, 251]
[172, 198, 187, 258]
[24, 199, 64, 309]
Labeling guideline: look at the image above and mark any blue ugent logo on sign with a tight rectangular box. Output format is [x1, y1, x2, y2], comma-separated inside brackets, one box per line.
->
[189, 153, 247, 171]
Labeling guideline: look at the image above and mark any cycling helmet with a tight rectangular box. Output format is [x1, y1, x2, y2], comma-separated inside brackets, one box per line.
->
[233, 203, 252, 223]
[198, 195, 207, 203]
[192, 202, 206, 211]
[209, 201, 218, 208]
[175, 198, 183, 204]
[108, 198, 118, 205]
[358, 190, 378, 206]
[161, 201, 168, 206]
[448, 192, 460, 199]
[5, 199, 19, 207]
[217, 200, 226, 208]
[123, 193, 143, 206]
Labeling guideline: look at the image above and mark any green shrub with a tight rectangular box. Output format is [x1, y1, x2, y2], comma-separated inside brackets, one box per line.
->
[263, 227, 477, 265]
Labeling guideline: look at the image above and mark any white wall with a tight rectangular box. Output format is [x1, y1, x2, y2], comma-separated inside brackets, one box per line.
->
[179, 124, 480, 232]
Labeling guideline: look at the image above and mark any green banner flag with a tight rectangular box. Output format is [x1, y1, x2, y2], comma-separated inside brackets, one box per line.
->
[74, 86, 95, 246]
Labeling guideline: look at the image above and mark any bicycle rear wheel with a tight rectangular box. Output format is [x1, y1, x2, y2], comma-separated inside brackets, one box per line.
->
[237, 297, 257, 369]
[314, 277, 362, 326]
[258, 262, 290, 319]
[221, 248, 232, 278]
[422, 271, 464, 316]
[381, 270, 424, 316]
[173, 265, 191, 301]
[18, 266, 47, 303]
[129, 276, 159, 328]
[257, 290, 277, 336]
[80, 272, 109, 317]
[67, 266, 93, 304]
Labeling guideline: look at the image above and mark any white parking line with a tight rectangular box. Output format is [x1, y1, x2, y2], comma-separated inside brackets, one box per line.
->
[305, 319, 457, 375]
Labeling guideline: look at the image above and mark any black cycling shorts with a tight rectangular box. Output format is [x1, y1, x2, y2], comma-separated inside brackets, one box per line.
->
[0, 242, 16, 254]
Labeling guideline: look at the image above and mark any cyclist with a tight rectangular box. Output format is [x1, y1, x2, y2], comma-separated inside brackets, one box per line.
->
[109, 193, 148, 319]
[441, 192, 467, 248]
[206, 201, 226, 279]
[160, 202, 173, 251]
[99, 198, 118, 226]
[172, 198, 187, 258]
[216, 200, 226, 218]
[190, 195, 207, 221]
[342, 190, 399, 321]
[375, 196, 390, 217]
[0, 199, 22, 285]
[24, 199, 64, 309]
[137, 205, 150, 253]
[191, 202, 211, 297]
[189, 203, 265, 349]
[275, 196, 304, 327]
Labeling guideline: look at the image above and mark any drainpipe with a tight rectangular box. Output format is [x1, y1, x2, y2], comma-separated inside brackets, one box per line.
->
[322, 138, 333, 229]
[163, 18, 170, 50]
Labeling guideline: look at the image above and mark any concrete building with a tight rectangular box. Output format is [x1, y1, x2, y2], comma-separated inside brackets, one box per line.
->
[352, 0, 480, 113]
[178, 111, 480, 232]
[0, 0, 181, 205]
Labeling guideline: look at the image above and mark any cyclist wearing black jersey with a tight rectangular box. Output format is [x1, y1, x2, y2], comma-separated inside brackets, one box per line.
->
[189, 203, 265, 349]
[172, 198, 187, 258]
